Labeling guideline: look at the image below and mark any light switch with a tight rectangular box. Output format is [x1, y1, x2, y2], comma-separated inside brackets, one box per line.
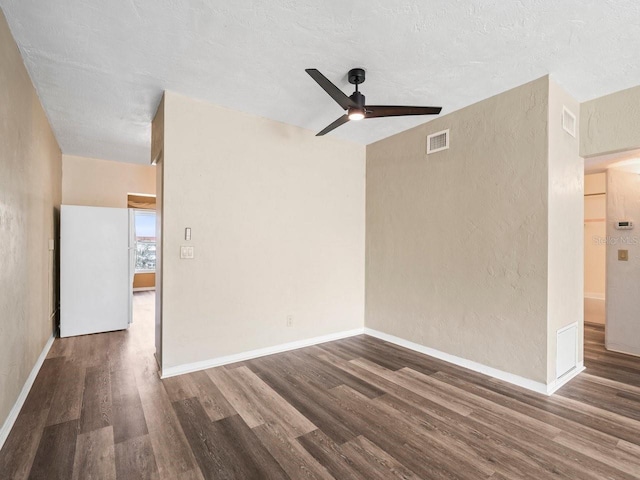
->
[180, 245, 195, 259]
[185, 227, 191, 241]
[618, 249, 629, 261]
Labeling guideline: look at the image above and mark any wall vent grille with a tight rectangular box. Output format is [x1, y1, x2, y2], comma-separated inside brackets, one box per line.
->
[562, 106, 576, 138]
[426, 129, 449, 154]
[556, 323, 578, 379]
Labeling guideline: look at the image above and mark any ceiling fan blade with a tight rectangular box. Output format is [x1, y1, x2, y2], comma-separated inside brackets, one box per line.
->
[316, 114, 350, 136]
[365, 105, 442, 118]
[306, 69, 358, 110]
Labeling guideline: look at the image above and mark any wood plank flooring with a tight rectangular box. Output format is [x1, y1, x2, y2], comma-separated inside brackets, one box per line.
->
[1, 294, 640, 479]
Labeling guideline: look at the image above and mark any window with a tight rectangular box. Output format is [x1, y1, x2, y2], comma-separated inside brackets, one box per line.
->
[134, 210, 156, 273]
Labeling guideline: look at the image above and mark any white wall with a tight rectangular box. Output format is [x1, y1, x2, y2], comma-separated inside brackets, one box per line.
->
[546, 79, 583, 383]
[157, 92, 365, 371]
[606, 168, 640, 356]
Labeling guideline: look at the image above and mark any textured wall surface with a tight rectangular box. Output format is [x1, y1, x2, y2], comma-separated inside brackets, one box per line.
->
[62, 154, 155, 208]
[606, 169, 640, 356]
[160, 92, 365, 370]
[0, 9, 61, 428]
[546, 80, 584, 383]
[366, 77, 551, 383]
[581, 85, 640, 157]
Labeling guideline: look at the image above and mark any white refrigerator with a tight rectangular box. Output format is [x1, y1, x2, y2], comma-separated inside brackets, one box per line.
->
[60, 205, 135, 337]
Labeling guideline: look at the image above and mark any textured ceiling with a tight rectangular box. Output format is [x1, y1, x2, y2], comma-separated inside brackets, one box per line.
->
[2, 0, 640, 164]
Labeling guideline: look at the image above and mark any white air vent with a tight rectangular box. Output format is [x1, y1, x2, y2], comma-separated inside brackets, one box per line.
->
[556, 323, 578, 379]
[562, 106, 576, 138]
[426, 129, 449, 154]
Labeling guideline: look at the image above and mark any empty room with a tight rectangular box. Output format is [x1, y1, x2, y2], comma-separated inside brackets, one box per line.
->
[2, 1, 640, 479]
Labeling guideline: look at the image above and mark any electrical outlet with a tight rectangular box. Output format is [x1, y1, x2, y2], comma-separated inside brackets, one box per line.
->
[286, 315, 293, 327]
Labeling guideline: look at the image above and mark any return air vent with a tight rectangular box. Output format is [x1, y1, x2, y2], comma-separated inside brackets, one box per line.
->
[562, 106, 576, 138]
[556, 322, 578, 379]
[426, 129, 449, 154]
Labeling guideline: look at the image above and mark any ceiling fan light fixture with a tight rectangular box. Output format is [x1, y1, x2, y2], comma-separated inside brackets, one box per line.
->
[305, 68, 441, 136]
[348, 108, 365, 121]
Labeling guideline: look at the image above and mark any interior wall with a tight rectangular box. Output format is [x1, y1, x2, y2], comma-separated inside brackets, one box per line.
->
[158, 92, 366, 371]
[0, 8, 62, 432]
[546, 79, 584, 383]
[366, 76, 551, 383]
[62, 154, 155, 208]
[584, 173, 606, 325]
[606, 168, 640, 356]
[151, 94, 164, 366]
[581, 85, 640, 158]
[63, 155, 157, 289]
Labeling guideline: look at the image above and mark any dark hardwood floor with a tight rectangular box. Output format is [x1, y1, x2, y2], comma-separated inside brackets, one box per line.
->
[1, 296, 640, 479]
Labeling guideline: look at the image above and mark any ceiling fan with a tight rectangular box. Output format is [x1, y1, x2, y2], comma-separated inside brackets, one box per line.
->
[305, 68, 442, 136]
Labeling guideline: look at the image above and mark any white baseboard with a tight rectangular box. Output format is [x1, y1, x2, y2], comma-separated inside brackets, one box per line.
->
[606, 342, 640, 358]
[161, 325, 585, 396]
[0, 333, 55, 451]
[133, 287, 155, 292]
[364, 328, 581, 396]
[546, 363, 585, 395]
[161, 328, 365, 378]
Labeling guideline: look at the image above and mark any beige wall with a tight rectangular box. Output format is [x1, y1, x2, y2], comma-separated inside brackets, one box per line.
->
[584, 173, 607, 326]
[0, 9, 62, 433]
[584, 173, 606, 298]
[581, 85, 640, 158]
[546, 80, 584, 383]
[366, 76, 583, 385]
[62, 154, 155, 208]
[151, 94, 164, 365]
[606, 168, 640, 356]
[366, 77, 551, 383]
[157, 92, 365, 371]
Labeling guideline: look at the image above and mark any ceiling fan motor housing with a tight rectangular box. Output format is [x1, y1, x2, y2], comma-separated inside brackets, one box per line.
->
[348, 68, 366, 85]
[350, 91, 365, 107]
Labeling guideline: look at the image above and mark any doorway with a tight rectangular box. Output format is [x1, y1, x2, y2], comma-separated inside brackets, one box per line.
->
[128, 194, 157, 353]
[584, 151, 640, 358]
[584, 173, 606, 326]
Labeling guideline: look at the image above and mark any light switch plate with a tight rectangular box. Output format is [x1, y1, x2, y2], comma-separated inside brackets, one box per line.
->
[618, 249, 629, 261]
[180, 245, 195, 259]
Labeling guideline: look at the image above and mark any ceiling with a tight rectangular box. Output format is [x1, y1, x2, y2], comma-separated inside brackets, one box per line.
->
[585, 149, 640, 173]
[2, 1, 640, 164]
